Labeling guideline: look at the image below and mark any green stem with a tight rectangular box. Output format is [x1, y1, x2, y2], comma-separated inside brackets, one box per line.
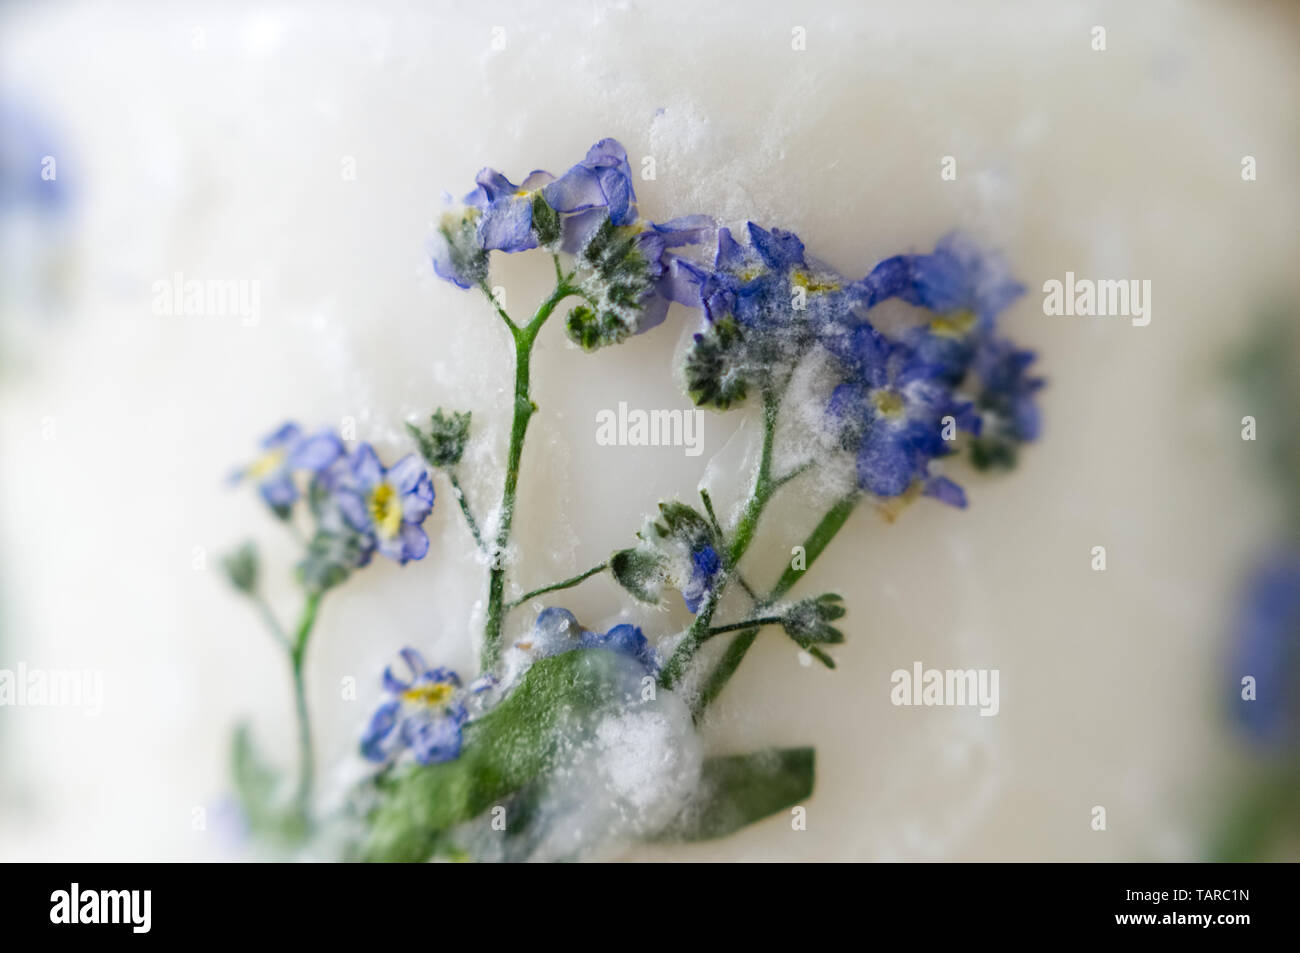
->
[477, 279, 517, 333]
[506, 562, 608, 611]
[252, 593, 290, 651]
[706, 616, 782, 638]
[447, 470, 484, 551]
[290, 591, 322, 819]
[659, 386, 782, 690]
[694, 493, 860, 716]
[480, 280, 580, 669]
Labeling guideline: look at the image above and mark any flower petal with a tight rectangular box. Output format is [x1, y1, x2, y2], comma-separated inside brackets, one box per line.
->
[288, 430, 343, 472]
[350, 443, 383, 489]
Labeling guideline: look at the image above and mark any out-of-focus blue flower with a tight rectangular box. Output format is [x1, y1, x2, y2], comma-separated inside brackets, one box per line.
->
[0, 100, 70, 216]
[827, 325, 978, 505]
[681, 543, 722, 614]
[973, 336, 1044, 444]
[231, 422, 343, 515]
[1230, 548, 1300, 747]
[853, 232, 1024, 322]
[334, 444, 434, 565]
[851, 234, 1026, 386]
[519, 607, 659, 672]
[361, 648, 467, 764]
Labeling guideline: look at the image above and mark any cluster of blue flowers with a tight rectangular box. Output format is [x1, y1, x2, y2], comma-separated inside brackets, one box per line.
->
[226, 136, 1048, 857]
[682, 226, 1043, 507]
[356, 139, 1048, 770]
[431, 139, 1042, 511]
[232, 422, 436, 584]
[363, 608, 655, 766]
[433, 137, 711, 347]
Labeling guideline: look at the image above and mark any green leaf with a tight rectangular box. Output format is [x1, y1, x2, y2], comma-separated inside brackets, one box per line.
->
[656, 747, 815, 842]
[230, 723, 307, 844]
[361, 649, 639, 862]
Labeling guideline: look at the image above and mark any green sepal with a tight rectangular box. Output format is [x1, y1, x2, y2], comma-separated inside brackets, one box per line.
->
[781, 593, 846, 647]
[563, 214, 656, 351]
[685, 317, 749, 409]
[531, 194, 561, 248]
[407, 408, 471, 468]
[566, 304, 631, 351]
[652, 501, 714, 544]
[609, 501, 721, 606]
[221, 541, 260, 595]
[295, 530, 366, 594]
[438, 212, 490, 288]
[968, 434, 1018, 471]
[610, 546, 665, 604]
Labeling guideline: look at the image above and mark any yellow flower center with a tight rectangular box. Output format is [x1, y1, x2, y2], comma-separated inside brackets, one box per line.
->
[872, 389, 905, 418]
[247, 448, 287, 479]
[368, 483, 404, 539]
[738, 266, 766, 282]
[929, 310, 976, 338]
[791, 269, 840, 294]
[402, 682, 454, 707]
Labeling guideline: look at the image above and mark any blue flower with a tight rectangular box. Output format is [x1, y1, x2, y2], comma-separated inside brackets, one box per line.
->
[853, 232, 1024, 322]
[851, 234, 1025, 386]
[430, 202, 489, 290]
[334, 444, 434, 565]
[516, 607, 659, 672]
[465, 167, 558, 253]
[361, 649, 466, 764]
[681, 543, 722, 614]
[0, 100, 71, 217]
[679, 223, 856, 404]
[231, 422, 343, 516]
[692, 223, 850, 333]
[1230, 548, 1300, 747]
[431, 138, 641, 283]
[564, 212, 714, 348]
[827, 325, 977, 505]
[973, 337, 1044, 444]
[543, 138, 638, 226]
[622, 216, 716, 333]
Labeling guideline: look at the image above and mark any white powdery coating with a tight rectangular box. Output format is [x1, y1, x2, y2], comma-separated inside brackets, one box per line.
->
[523, 683, 702, 862]
[594, 708, 693, 813]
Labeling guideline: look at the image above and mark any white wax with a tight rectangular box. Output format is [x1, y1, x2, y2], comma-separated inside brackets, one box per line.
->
[1, 0, 1297, 860]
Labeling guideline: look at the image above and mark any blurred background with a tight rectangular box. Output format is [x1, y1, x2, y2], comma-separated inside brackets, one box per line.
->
[2, 0, 1299, 861]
